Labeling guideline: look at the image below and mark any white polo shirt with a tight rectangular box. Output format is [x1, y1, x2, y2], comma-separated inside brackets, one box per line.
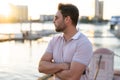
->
[46, 31, 93, 80]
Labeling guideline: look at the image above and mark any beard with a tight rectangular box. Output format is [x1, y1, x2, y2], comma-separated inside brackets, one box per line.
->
[55, 27, 63, 32]
[55, 23, 66, 32]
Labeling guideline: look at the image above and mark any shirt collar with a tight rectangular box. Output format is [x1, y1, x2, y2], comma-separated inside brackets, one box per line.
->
[60, 31, 81, 40]
[72, 31, 81, 40]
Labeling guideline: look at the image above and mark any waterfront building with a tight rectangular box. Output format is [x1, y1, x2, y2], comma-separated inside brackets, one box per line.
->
[10, 4, 28, 22]
[40, 15, 54, 22]
[0, 4, 28, 23]
[94, 0, 103, 21]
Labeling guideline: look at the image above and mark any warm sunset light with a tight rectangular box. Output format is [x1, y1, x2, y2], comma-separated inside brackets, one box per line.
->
[0, 1, 11, 17]
[0, 0, 119, 20]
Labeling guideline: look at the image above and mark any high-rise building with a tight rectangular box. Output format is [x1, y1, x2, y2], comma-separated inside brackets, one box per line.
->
[94, 0, 103, 21]
[10, 4, 28, 22]
[98, 1, 103, 20]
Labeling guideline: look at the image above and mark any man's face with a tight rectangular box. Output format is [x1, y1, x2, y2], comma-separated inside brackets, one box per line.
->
[53, 11, 66, 32]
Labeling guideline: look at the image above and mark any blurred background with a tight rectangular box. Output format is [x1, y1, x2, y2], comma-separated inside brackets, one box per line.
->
[0, 0, 120, 80]
[0, 0, 120, 22]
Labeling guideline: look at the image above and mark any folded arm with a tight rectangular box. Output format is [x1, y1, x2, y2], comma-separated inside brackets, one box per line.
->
[55, 61, 86, 80]
[38, 53, 70, 74]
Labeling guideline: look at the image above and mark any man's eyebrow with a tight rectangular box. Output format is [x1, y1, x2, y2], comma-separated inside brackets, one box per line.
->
[54, 15, 58, 18]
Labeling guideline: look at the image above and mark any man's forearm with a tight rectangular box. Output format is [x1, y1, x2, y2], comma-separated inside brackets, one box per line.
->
[38, 61, 69, 74]
[56, 70, 81, 80]
[56, 70, 72, 80]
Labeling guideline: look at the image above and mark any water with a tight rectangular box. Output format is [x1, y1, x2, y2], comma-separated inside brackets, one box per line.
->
[0, 22, 120, 80]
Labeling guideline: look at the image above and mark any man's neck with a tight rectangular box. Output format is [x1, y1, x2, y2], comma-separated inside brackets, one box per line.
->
[63, 28, 77, 41]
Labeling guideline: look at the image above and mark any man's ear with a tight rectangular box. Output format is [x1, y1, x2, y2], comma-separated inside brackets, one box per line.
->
[64, 16, 71, 23]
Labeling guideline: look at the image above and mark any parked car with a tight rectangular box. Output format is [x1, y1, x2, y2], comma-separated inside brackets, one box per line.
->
[110, 16, 120, 30]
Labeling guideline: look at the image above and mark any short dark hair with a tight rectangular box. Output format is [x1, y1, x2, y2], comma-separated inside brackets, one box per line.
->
[58, 3, 79, 26]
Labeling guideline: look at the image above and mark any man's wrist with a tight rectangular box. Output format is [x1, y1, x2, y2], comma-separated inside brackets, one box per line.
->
[59, 63, 70, 70]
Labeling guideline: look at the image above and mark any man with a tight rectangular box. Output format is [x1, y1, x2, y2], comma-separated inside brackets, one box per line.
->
[38, 3, 93, 80]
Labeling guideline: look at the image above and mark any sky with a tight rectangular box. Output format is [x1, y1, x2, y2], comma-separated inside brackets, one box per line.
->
[0, 0, 120, 19]
[6, 0, 95, 19]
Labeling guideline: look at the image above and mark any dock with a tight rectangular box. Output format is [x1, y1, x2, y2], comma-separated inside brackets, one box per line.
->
[0, 30, 57, 42]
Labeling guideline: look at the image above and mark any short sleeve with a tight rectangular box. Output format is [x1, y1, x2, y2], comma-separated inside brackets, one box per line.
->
[72, 41, 93, 66]
[45, 37, 54, 54]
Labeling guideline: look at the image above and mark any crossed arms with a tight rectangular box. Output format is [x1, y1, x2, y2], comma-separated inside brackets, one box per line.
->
[38, 52, 86, 80]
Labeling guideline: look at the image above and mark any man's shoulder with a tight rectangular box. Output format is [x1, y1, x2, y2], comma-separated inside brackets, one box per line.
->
[77, 32, 92, 45]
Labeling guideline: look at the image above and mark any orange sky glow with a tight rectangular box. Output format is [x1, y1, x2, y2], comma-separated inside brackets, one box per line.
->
[0, 0, 120, 20]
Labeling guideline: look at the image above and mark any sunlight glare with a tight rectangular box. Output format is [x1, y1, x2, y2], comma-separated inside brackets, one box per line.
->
[0, 1, 11, 17]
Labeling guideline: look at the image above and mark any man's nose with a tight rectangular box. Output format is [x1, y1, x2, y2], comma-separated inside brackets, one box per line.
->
[53, 18, 55, 23]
